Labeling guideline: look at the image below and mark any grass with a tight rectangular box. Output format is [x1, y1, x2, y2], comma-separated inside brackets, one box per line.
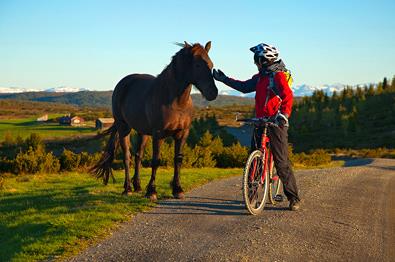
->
[0, 117, 97, 141]
[293, 160, 345, 170]
[0, 167, 242, 261]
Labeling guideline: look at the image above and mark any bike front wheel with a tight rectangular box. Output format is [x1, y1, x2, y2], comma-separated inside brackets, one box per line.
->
[242, 150, 269, 215]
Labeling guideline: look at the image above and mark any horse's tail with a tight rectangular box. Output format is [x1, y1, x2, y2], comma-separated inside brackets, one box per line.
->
[90, 124, 119, 185]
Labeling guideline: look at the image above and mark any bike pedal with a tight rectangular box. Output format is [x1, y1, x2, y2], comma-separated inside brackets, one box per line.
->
[274, 195, 284, 202]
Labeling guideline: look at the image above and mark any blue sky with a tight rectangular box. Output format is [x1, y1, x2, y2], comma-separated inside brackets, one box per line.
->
[1, 0, 394, 92]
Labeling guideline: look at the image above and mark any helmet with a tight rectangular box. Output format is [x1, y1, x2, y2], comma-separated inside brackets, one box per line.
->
[250, 43, 279, 65]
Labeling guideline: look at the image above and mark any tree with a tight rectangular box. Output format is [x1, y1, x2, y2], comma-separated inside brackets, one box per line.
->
[382, 77, 388, 90]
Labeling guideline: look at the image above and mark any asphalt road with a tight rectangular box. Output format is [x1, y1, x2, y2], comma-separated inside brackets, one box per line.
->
[69, 158, 395, 262]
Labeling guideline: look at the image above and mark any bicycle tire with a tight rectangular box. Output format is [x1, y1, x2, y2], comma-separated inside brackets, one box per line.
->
[242, 150, 269, 215]
[268, 161, 284, 204]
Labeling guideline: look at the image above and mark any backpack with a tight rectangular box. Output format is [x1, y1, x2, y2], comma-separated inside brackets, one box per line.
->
[269, 70, 293, 97]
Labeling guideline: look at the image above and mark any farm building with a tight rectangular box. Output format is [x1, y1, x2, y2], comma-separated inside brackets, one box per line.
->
[96, 118, 114, 129]
[36, 114, 48, 122]
[58, 116, 71, 125]
[59, 116, 85, 126]
[70, 116, 85, 126]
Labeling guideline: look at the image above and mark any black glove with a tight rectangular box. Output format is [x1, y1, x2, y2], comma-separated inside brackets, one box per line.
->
[275, 112, 289, 127]
[212, 69, 227, 82]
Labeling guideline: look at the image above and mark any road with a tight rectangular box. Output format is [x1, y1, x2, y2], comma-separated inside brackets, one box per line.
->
[69, 158, 395, 262]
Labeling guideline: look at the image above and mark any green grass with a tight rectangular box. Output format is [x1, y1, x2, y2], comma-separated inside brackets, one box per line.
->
[0, 168, 241, 261]
[0, 117, 96, 141]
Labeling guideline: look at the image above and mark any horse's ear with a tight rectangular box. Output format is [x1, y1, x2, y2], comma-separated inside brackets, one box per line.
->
[184, 41, 191, 48]
[205, 41, 211, 53]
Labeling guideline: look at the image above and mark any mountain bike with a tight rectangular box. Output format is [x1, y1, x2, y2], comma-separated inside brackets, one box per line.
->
[238, 117, 285, 215]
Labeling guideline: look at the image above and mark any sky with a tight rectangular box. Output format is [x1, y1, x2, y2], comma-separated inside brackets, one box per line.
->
[1, 0, 395, 92]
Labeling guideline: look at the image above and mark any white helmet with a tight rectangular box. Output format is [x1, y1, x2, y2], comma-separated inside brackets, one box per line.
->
[250, 43, 279, 65]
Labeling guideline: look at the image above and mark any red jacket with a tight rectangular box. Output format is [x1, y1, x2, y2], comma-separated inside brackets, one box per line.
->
[224, 71, 293, 118]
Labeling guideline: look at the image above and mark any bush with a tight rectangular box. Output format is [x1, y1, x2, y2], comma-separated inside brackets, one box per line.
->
[215, 142, 248, 168]
[60, 149, 102, 171]
[14, 145, 60, 174]
[190, 145, 216, 168]
[59, 149, 81, 171]
[291, 149, 331, 167]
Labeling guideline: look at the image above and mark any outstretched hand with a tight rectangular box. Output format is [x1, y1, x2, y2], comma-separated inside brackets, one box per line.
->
[212, 69, 227, 82]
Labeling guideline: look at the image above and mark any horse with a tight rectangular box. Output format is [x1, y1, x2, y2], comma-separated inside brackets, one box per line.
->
[91, 41, 218, 201]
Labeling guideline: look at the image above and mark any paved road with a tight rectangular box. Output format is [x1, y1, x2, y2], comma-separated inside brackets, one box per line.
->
[70, 158, 395, 262]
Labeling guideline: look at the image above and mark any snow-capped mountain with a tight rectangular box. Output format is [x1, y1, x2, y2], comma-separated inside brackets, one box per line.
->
[0, 87, 41, 93]
[292, 83, 346, 97]
[0, 86, 89, 93]
[219, 83, 350, 97]
[44, 86, 89, 92]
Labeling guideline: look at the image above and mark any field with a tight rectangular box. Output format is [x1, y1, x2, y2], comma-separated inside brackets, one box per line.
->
[0, 117, 97, 141]
[0, 168, 242, 261]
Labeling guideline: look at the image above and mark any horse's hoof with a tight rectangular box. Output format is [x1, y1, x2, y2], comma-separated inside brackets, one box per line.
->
[149, 194, 157, 202]
[173, 192, 185, 199]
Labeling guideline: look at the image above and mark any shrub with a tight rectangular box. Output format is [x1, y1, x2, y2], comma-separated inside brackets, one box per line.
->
[215, 142, 248, 168]
[190, 145, 216, 168]
[60, 149, 102, 171]
[291, 149, 331, 167]
[0, 177, 4, 190]
[14, 146, 60, 174]
[59, 149, 81, 171]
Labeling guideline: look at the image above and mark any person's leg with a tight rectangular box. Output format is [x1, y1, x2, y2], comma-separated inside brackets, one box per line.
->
[268, 126, 300, 204]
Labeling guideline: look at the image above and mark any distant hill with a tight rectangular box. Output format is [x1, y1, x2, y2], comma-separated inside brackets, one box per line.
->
[0, 91, 254, 108]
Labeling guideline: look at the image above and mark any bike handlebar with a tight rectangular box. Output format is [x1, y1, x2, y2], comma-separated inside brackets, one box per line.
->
[236, 117, 279, 127]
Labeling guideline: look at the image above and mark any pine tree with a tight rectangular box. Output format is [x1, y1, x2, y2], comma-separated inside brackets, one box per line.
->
[382, 77, 388, 90]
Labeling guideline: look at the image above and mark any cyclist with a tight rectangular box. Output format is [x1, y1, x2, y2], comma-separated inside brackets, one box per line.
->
[213, 43, 301, 211]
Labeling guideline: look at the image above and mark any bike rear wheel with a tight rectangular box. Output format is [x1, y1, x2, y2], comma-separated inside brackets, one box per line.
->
[242, 150, 269, 215]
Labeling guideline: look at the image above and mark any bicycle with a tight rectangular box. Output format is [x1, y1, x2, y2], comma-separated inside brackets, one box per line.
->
[237, 117, 285, 215]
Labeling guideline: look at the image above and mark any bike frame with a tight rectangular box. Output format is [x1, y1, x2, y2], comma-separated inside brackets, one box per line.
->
[259, 124, 273, 185]
[249, 123, 274, 185]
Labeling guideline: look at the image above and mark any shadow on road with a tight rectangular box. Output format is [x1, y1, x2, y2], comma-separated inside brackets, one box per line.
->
[147, 196, 291, 216]
[149, 196, 246, 216]
[342, 158, 374, 167]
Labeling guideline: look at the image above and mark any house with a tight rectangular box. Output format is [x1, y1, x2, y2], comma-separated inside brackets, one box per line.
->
[37, 114, 48, 122]
[70, 116, 85, 126]
[59, 115, 85, 126]
[96, 118, 114, 129]
[59, 115, 71, 125]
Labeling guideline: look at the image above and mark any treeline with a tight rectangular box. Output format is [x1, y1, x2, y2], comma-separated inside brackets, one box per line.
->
[289, 76, 395, 151]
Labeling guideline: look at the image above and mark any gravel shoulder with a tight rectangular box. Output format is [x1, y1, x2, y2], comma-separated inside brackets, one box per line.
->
[69, 158, 395, 262]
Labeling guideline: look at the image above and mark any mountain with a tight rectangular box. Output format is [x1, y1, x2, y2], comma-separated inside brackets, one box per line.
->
[217, 83, 353, 97]
[0, 86, 89, 93]
[0, 91, 254, 108]
[1, 83, 364, 97]
[292, 84, 346, 96]
[44, 86, 89, 92]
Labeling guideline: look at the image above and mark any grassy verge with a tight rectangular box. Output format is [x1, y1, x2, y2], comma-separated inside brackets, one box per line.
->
[0, 168, 241, 261]
[293, 160, 345, 170]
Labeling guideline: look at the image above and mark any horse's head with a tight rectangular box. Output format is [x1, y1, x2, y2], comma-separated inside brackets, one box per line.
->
[178, 41, 218, 101]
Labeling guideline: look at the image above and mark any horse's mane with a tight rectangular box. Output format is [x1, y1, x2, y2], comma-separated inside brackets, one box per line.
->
[155, 43, 206, 86]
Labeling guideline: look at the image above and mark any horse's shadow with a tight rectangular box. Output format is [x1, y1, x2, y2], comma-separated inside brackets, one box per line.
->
[149, 196, 288, 216]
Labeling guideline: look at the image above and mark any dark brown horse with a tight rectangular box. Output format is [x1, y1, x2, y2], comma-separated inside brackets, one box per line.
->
[92, 41, 218, 200]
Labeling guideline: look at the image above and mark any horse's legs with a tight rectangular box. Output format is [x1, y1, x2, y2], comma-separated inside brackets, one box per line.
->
[172, 130, 189, 199]
[146, 133, 163, 201]
[118, 126, 132, 195]
[133, 133, 148, 192]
